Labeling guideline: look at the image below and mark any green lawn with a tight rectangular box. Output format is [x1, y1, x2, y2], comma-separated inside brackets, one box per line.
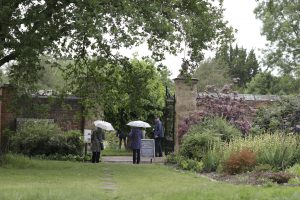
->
[0, 156, 299, 200]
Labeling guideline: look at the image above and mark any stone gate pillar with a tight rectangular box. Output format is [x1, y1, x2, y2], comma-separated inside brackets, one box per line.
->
[174, 77, 198, 151]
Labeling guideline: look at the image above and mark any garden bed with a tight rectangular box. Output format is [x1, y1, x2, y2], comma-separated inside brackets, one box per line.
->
[202, 172, 300, 186]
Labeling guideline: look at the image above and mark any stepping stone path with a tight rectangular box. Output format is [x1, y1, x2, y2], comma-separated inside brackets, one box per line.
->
[100, 167, 117, 191]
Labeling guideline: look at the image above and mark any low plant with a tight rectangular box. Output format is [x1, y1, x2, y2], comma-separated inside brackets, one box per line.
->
[165, 153, 203, 172]
[0, 154, 35, 169]
[10, 121, 83, 156]
[221, 133, 299, 170]
[104, 131, 119, 150]
[202, 149, 221, 172]
[34, 154, 90, 162]
[254, 164, 273, 172]
[223, 149, 256, 175]
[179, 131, 219, 160]
[288, 177, 300, 185]
[187, 117, 241, 142]
[165, 153, 179, 164]
[286, 164, 300, 176]
[262, 172, 294, 184]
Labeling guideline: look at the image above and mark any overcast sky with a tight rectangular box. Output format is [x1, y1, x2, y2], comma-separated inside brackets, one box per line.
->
[120, 0, 268, 78]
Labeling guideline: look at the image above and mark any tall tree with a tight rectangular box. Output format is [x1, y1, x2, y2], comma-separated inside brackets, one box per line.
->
[102, 59, 165, 130]
[215, 44, 260, 87]
[255, 0, 300, 75]
[1, 0, 233, 87]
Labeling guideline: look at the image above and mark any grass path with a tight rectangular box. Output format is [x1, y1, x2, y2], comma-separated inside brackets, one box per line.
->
[0, 157, 299, 200]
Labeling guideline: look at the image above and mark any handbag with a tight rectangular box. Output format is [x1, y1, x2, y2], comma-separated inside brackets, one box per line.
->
[100, 142, 104, 150]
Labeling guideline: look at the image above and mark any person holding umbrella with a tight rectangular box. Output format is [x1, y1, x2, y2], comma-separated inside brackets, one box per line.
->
[128, 127, 144, 164]
[91, 127, 105, 163]
[91, 120, 114, 163]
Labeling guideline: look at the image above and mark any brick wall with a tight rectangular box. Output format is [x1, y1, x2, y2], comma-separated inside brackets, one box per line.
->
[0, 85, 87, 151]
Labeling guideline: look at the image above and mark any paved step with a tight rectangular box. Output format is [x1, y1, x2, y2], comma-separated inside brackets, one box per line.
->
[102, 156, 165, 164]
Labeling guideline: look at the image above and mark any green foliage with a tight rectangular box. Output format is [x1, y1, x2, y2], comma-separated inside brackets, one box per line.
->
[202, 150, 222, 172]
[193, 59, 232, 91]
[0, 154, 35, 169]
[1, 0, 233, 88]
[186, 117, 241, 142]
[102, 59, 165, 132]
[215, 44, 260, 87]
[286, 164, 300, 176]
[245, 72, 300, 95]
[165, 153, 203, 172]
[178, 117, 241, 171]
[254, 164, 273, 172]
[198, 133, 299, 172]
[103, 132, 119, 150]
[253, 96, 300, 132]
[10, 122, 83, 156]
[0, 69, 8, 84]
[221, 133, 299, 170]
[180, 131, 220, 160]
[255, 0, 300, 75]
[34, 154, 89, 162]
[202, 117, 241, 142]
[179, 159, 204, 172]
[35, 56, 66, 90]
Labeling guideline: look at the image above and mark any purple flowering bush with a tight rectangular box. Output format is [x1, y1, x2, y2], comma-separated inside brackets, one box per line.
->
[178, 90, 255, 143]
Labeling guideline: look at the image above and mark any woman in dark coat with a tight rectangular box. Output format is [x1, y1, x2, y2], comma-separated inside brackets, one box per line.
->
[91, 127, 104, 163]
[128, 127, 143, 164]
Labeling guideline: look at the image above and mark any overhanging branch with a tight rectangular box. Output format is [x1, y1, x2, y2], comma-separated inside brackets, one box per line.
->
[0, 53, 16, 67]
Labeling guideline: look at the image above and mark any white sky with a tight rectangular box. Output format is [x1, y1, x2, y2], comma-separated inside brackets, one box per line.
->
[120, 0, 267, 78]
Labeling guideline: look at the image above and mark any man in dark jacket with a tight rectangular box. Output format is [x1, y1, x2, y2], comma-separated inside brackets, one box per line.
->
[129, 127, 143, 164]
[116, 129, 127, 149]
[154, 117, 164, 157]
[91, 127, 104, 163]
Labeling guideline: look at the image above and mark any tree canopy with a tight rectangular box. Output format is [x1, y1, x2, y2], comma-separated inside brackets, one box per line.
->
[215, 44, 260, 87]
[255, 0, 300, 75]
[245, 72, 300, 95]
[1, 0, 233, 86]
[101, 59, 166, 130]
[193, 59, 232, 91]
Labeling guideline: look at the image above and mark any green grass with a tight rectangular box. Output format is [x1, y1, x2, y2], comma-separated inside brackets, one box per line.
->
[0, 155, 299, 200]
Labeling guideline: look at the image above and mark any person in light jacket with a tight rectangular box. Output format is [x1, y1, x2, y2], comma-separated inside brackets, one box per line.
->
[129, 127, 143, 164]
[91, 127, 104, 163]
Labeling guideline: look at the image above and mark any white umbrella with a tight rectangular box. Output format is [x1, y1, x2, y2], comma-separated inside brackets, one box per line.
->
[127, 120, 151, 128]
[94, 120, 115, 131]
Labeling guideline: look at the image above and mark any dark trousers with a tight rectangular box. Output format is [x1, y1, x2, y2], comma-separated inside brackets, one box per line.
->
[119, 137, 127, 149]
[92, 151, 100, 163]
[155, 138, 162, 157]
[132, 149, 140, 164]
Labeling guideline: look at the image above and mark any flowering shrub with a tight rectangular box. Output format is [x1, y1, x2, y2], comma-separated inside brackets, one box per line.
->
[178, 90, 255, 142]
